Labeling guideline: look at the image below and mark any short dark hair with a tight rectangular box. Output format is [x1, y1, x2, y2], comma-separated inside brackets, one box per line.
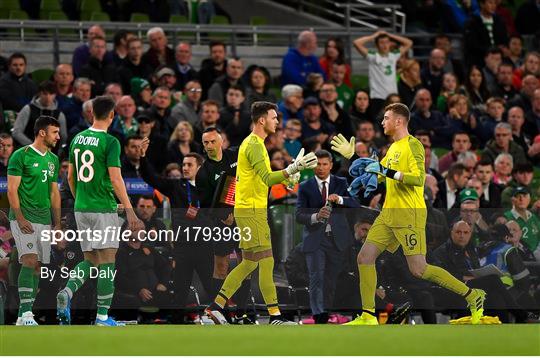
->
[384, 103, 410, 122]
[209, 40, 226, 50]
[485, 47, 503, 57]
[452, 131, 470, 141]
[39, 80, 56, 94]
[512, 162, 533, 174]
[124, 134, 143, 147]
[137, 194, 158, 207]
[415, 129, 431, 138]
[34, 116, 60, 137]
[113, 30, 133, 48]
[184, 152, 204, 166]
[202, 126, 221, 135]
[315, 149, 333, 161]
[92, 96, 116, 120]
[374, 33, 390, 47]
[475, 158, 493, 170]
[8, 52, 26, 66]
[227, 84, 245, 96]
[251, 101, 278, 124]
[448, 162, 467, 179]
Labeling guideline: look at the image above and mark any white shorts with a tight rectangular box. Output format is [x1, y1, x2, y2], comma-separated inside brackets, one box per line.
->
[10, 220, 51, 264]
[74, 212, 121, 252]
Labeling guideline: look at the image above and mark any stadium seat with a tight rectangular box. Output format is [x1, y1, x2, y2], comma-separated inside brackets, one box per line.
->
[80, 0, 101, 21]
[130, 13, 149, 23]
[0, 0, 20, 12]
[31, 68, 54, 84]
[90, 11, 110, 22]
[47, 12, 73, 36]
[249, 15, 268, 26]
[170, 14, 188, 24]
[351, 74, 369, 91]
[40, 0, 61, 20]
[9, 9, 28, 19]
[209, 15, 230, 41]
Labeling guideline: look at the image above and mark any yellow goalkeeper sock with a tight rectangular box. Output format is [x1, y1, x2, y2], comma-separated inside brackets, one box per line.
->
[359, 264, 376, 313]
[421, 264, 469, 296]
[259, 256, 280, 316]
[215, 258, 258, 308]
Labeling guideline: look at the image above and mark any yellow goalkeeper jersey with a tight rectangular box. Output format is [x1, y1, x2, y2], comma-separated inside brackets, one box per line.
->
[379, 134, 427, 227]
[234, 133, 286, 216]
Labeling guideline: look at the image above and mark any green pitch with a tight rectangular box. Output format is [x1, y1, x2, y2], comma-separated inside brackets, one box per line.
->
[0, 325, 538, 355]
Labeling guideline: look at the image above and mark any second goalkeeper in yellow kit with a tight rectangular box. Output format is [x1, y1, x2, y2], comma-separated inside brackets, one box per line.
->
[205, 101, 318, 325]
[331, 103, 486, 325]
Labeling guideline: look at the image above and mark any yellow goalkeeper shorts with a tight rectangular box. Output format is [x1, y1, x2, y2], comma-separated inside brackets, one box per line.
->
[366, 214, 426, 256]
[236, 210, 271, 252]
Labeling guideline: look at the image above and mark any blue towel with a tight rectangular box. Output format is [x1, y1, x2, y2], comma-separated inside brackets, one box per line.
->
[348, 158, 379, 198]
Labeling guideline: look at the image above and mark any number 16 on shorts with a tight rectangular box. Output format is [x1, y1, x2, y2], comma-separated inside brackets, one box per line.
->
[398, 227, 426, 256]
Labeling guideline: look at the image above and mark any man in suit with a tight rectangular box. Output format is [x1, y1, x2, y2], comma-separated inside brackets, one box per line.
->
[434, 162, 469, 210]
[295, 150, 359, 323]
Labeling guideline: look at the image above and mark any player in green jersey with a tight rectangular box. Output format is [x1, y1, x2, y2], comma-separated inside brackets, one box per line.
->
[56, 96, 143, 326]
[7, 116, 61, 325]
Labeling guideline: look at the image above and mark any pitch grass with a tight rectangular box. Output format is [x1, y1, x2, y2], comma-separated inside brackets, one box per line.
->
[0, 325, 539, 355]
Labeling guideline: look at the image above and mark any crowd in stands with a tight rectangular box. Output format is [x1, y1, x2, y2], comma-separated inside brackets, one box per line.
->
[0, 0, 540, 324]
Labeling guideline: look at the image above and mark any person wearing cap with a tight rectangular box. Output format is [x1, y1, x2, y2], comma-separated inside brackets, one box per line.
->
[154, 65, 177, 92]
[277, 84, 304, 123]
[136, 113, 168, 174]
[130, 77, 153, 112]
[118, 37, 153, 95]
[500, 162, 539, 208]
[208, 57, 245, 107]
[458, 188, 490, 245]
[301, 96, 335, 145]
[504, 187, 540, 259]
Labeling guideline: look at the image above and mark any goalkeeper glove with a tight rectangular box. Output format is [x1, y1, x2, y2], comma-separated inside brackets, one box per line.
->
[365, 162, 401, 180]
[330, 134, 355, 159]
[286, 172, 301, 190]
[285, 148, 318, 176]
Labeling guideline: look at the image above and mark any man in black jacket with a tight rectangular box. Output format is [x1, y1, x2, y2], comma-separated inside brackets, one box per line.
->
[79, 36, 118, 97]
[118, 38, 153, 94]
[0, 53, 37, 112]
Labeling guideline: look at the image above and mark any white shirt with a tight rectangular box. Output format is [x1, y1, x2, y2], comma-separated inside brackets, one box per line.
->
[310, 175, 343, 225]
[483, 184, 490, 202]
[366, 50, 401, 100]
[446, 180, 456, 209]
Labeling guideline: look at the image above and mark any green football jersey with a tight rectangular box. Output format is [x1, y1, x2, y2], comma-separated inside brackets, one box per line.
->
[69, 128, 121, 213]
[8, 145, 59, 225]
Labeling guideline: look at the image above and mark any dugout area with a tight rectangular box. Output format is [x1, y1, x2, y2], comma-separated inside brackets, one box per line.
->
[0, 324, 538, 355]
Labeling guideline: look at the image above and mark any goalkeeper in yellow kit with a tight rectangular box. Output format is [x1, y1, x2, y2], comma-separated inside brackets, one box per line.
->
[205, 101, 318, 325]
[331, 103, 486, 325]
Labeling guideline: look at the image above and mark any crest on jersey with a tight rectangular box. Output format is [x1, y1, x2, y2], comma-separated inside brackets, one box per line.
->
[48, 162, 55, 177]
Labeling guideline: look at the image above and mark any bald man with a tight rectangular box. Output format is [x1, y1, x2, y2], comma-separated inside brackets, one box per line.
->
[281, 30, 325, 86]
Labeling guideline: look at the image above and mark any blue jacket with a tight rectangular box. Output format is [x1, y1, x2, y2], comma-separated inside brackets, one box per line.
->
[280, 48, 325, 86]
[295, 175, 360, 253]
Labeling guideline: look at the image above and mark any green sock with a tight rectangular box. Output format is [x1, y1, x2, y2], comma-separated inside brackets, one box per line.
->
[359, 264, 376, 313]
[18, 266, 34, 316]
[421, 264, 469, 296]
[215, 259, 258, 308]
[258, 256, 280, 316]
[96, 263, 115, 317]
[65, 260, 93, 297]
[31, 273, 39, 310]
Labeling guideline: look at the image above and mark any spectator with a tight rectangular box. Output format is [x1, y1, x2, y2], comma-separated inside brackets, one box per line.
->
[349, 90, 375, 131]
[482, 48, 504, 94]
[463, 0, 508, 68]
[500, 162, 538, 208]
[0, 133, 14, 176]
[524, 88, 540, 140]
[154, 66, 178, 93]
[477, 97, 506, 143]
[131, 77, 153, 112]
[319, 37, 351, 88]
[356, 120, 384, 159]
[66, 99, 93, 143]
[415, 130, 440, 174]
[12, 80, 68, 151]
[513, 51, 539, 89]
[143, 87, 172, 138]
[436, 72, 459, 113]
[434, 162, 470, 209]
[118, 38, 153, 95]
[79, 36, 118, 96]
[466, 177, 490, 209]
[58, 77, 92, 133]
[354, 30, 413, 115]
[440, 0, 479, 32]
[492, 63, 517, 102]
[281, 30, 325, 86]
[319, 82, 353, 138]
[121, 135, 143, 178]
[111, 95, 139, 142]
[0, 53, 38, 112]
[198, 41, 227, 100]
[515, 0, 540, 35]
[421, 48, 446, 102]
[193, 100, 220, 143]
[492, 152, 514, 186]
[397, 59, 422, 109]
[301, 97, 335, 145]
[136, 113, 169, 174]
[208, 57, 244, 107]
[505, 35, 525, 68]
[439, 131, 472, 174]
[53, 64, 74, 101]
[409, 89, 449, 148]
[434, 33, 465, 83]
[218, 85, 251, 147]
[459, 65, 491, 114]
[169, 80, 202, 129]
[474, 159, 502, 208]
[506, 220, 537, 262]
[458, 189, 491, 240]
[141, 27, 175, 72]
[173, 42, 198, 91]
[445, 94, 478, 143]
[504, 187, 540, 258]
[278, 85, 305, 124]
[509, 74, 539, 115]
[507, 106, 530, 156]
[330, 61, 354, 111]
[456, 151, 478, 177]
[283, 119, 302, 158]
[112, 30, 136, 67]
[244, 66, 276, 108]
[135, 195, 167, 236]
[295, 150, 360, 324]
[104, 83, 123, 104]
[71, 25, 112, 77]
[303, 72, 324, 99]
[482, 122, 528, 165]
[167, 121, 202, 165]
